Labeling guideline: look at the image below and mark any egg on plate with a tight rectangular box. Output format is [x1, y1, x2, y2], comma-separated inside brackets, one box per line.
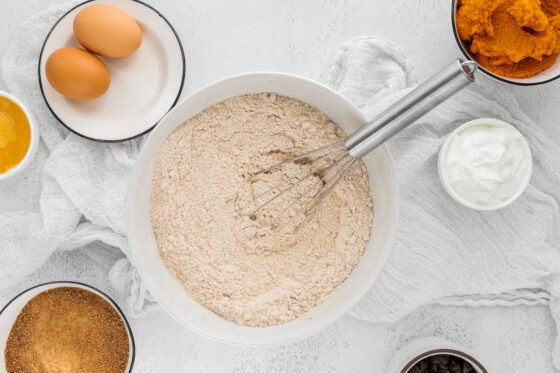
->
[45, 47, 111, 100]
[73, 4, 143, 58]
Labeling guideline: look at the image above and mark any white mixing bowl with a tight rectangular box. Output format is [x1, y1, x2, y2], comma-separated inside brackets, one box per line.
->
[127, 72, 399, 345]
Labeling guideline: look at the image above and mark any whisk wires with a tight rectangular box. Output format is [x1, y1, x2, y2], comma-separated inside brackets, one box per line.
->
[241, 140, 357, 232]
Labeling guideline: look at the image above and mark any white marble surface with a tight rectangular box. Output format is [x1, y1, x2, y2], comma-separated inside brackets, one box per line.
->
[1, 0, 559, 372]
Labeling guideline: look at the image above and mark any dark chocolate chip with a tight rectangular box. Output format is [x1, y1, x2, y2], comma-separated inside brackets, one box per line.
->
[408, 354, 476, 373]
[462, 360, 474, 373]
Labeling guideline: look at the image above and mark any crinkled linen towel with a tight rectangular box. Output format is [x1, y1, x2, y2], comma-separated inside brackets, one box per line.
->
[2, 1, 560, 366]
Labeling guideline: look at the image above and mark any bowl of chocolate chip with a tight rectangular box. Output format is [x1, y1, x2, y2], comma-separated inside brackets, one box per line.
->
[0, 281, 134, 373]
[387, 337, 488, 373]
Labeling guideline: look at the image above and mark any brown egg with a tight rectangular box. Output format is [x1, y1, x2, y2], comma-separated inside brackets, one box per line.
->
[73, 4, 142, 58]
[45, 47, 111, 100]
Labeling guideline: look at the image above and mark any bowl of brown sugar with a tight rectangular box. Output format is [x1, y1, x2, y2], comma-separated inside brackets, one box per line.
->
[0, 281, 134, 373]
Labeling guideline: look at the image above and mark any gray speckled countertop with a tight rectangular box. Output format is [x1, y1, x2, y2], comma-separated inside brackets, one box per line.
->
[1, 0, 558, 371]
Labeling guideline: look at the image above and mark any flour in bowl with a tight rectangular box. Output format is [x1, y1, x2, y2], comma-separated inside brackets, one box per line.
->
[150, 93, 373, 326]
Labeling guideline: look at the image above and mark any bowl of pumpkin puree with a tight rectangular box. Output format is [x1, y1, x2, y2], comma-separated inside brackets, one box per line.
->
[453, 0, 560, 85]
[0, 91, 39, 180]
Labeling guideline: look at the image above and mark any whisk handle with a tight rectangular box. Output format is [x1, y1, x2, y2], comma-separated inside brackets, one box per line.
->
[344, 59, 477, 159]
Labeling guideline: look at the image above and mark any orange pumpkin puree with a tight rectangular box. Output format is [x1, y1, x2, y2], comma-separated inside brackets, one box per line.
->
[0, 96, 31, 174]
[456, 0, 560, 78]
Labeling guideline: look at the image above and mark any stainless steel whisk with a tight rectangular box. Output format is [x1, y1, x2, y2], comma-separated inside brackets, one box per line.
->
[243, 59, 477, 230]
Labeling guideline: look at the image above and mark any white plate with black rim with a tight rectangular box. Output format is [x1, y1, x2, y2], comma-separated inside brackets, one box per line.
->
[39, 0, 186, 142]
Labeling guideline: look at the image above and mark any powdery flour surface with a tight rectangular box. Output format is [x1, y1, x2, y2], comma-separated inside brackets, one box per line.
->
[150, 93, 372, 326]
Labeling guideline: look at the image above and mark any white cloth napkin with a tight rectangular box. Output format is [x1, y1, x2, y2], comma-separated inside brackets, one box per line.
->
[2, 2, 560, 367]
[329, 36, 560, 366]
[0, 0, 157, 316]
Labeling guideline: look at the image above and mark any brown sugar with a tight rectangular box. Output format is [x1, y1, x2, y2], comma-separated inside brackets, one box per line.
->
[4, 287, 130, 373]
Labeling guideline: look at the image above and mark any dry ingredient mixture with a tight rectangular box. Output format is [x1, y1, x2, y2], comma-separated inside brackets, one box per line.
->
[151, 93, 373, 327]
[456, 0, 560, 78]
[5, 287, 130, 373]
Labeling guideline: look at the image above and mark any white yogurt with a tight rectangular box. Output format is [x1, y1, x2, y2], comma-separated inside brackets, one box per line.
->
[440, 119, 531, 209]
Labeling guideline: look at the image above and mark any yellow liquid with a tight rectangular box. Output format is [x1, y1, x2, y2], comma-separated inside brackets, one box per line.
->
[0, 96, 31, 174]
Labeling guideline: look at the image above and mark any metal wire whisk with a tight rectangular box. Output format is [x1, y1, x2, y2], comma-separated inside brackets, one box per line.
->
[242, 59, 477, 231]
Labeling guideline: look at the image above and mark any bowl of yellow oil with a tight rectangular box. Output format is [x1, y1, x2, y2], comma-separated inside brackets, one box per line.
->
[0, 91, 38, 180]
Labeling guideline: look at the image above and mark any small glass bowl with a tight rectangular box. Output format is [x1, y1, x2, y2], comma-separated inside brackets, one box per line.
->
[0, 90, 40, 181]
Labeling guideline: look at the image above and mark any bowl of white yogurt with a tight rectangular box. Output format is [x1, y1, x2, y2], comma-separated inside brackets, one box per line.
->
[438, 118, 532, 211]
